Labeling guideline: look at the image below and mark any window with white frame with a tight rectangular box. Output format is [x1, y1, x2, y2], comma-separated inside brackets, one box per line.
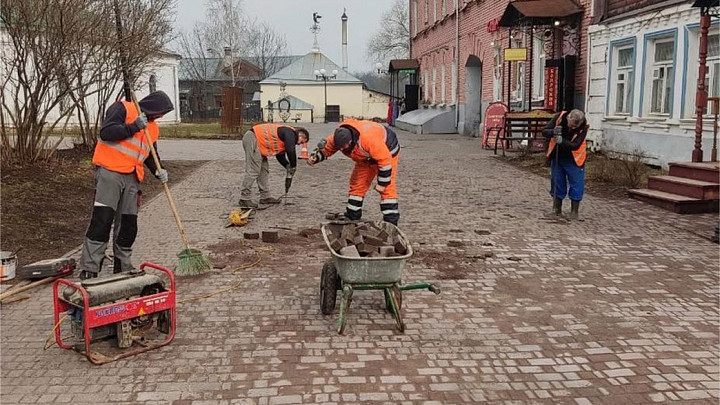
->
[706, 33, 719, 113]
[423, 69, 429, 101]
[441, 64, 446, 103]
[432, 66, 437, 103]
[648, 38, 675, 115]
[611, 45, 634, 114]
[493, 46, 503, 101]
[441, 0, 446, 16]
[532, 36, 545, 100]
[433, 0, 437, 22]
[424, 0, 429, 24]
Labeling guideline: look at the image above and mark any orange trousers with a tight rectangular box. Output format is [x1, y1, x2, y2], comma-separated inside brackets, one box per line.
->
[346, 154, 399, 224]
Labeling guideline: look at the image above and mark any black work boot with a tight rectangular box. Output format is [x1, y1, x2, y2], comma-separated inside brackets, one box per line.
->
[568, 200, 580, 220]
[78, 270, 98, 280]
[548, 197, 562, 217]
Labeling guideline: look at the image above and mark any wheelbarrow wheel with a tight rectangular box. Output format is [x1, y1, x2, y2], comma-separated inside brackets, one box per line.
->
[320, 261, 338, 315]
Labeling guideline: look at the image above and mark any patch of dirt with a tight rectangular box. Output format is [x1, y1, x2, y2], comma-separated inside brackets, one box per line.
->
[205, 238, 261, 270]
[0, 147, 205, 268]
[412, 249, 473, 280]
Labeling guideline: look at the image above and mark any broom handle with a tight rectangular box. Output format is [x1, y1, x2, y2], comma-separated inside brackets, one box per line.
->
[129, 90, 191, 249]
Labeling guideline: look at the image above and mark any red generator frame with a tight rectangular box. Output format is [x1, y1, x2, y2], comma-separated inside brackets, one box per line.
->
[53, 262, 176, 365]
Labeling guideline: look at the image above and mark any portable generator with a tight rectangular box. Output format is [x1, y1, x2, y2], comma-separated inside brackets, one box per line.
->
[52, 262, 176, 365]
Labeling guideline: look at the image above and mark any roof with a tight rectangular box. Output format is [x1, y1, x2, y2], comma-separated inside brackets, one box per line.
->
[389, 59, 420, 72]
[178, 55, 303, 82]
[267, 95, 314, 110]
[499, 0, 583, 27]
[260, 51, 363, 85]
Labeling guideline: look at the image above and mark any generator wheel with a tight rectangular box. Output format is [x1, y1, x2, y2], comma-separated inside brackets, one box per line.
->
[320, 261, 338, 315]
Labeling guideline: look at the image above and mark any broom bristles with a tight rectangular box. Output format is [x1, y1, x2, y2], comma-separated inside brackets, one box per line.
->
[176, 248, 212, 276]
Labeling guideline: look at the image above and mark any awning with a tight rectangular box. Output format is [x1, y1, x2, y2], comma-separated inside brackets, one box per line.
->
[498, 0, 583, 27]
[389, 59, 420, 72]
[692, 0, 719, 7]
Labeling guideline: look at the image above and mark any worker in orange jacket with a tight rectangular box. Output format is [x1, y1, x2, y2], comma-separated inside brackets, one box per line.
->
[308, 118, 400, 225]
[78, 91, 174, 280]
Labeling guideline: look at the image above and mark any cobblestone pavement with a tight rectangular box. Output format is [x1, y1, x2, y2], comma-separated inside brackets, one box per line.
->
[2, 123, 718, 404]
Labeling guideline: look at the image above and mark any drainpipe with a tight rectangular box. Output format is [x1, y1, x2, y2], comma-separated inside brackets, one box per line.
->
[455, 0, 460, 131]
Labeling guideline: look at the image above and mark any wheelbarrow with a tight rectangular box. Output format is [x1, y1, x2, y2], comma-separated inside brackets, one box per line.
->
[320, 221, 440, 334]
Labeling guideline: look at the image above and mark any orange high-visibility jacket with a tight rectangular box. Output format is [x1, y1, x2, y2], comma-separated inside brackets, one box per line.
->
[546, 111, 588, 166]
[253, 124, 295, 157]
[92, 101, 158, 182]
[322, 119, 394, 164]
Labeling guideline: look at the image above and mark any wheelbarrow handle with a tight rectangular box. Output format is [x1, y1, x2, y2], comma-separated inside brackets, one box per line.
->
[399, 282, 441, 294]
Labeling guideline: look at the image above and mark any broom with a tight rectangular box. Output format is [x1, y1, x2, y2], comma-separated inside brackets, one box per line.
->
[113, 1, 211, 275]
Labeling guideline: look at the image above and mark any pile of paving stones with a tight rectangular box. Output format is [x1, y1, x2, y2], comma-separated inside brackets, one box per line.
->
[327, 222, 408, 258]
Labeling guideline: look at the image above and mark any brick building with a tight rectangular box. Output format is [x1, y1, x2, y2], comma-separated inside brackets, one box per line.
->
[587, 0, 719, 168]
[409, 0, 593, 135]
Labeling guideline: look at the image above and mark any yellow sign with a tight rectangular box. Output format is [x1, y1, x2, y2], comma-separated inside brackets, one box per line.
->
[504, 48, 528, 62]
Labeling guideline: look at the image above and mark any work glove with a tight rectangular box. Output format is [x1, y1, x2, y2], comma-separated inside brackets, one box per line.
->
[554, 134, 564, 145]
[134, 114, 148, 130]
[374, 184, 386, 194]
[155, 168, 168, 184]
[307, 153, 318, 166]
[286, 166, 296, 178]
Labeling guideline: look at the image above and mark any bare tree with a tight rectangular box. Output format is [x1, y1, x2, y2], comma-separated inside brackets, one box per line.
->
[366, 0, 410, 63]
[203, 0, 251, 87]
[176, 24, 215, 113]
[0, 0, 175, 165]
[246, 22, 290, 80]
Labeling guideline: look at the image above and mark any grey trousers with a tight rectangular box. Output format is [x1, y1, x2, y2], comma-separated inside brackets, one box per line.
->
[80, 167, 140, 273]
[241, 130, 270, 200]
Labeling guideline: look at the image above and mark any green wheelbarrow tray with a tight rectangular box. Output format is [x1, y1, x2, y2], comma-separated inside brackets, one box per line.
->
[321, 221, 413, 284]
[319, 221, 440, 334]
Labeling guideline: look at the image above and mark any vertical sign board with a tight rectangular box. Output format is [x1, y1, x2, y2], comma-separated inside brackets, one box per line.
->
[544, 67, 559, 112]
[481, 102, 509, 149]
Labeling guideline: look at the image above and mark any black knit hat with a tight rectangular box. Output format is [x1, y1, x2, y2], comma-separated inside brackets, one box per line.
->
[334, 127, 353, 148]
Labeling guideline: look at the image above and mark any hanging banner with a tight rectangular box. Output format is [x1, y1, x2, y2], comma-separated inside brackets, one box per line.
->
[544, 66, 559, 111]
[504, 48, 527, 61]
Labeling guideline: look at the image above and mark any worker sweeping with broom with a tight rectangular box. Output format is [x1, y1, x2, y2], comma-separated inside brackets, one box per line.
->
[77, 91, 174, 280]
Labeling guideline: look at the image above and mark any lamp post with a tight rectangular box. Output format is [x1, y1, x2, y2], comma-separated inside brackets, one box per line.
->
[315, 68, 337, 123]
[690, 0, 719, 162]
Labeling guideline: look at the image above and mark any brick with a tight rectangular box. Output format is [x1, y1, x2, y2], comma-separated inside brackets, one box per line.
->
[261, 230, 279, 243]
[339, 246, 360, 257]
[243, 232, 260, 240]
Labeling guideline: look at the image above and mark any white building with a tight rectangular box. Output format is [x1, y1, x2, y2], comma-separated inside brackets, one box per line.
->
[259, 50, 390, 123]
[586, 1, 719, 168]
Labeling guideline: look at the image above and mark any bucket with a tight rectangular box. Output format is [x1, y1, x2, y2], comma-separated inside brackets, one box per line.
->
[0, 251, 18, 281]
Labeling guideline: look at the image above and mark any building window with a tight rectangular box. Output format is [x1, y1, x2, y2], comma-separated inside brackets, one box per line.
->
[432, 67, 437, 103]
[451, 60, 457, 103]
[706, 33, 720, 113]
[441, 0, 446, 16]
[532, 36, 545, 100]
[149, 74, 157, 93]
[412, 1, 417, 35]
[441, 64, 446, 103]
[610, 44, 635, 114]
[424, 0, 428, 24]
[493, 46, 503, 101]
[433, 0, 437, 22]
[423, 70, 429, 101]
[647, 38, 675, 115]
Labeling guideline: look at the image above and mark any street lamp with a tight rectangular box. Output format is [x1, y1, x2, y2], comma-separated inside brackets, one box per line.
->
[315, 68, 338, 123]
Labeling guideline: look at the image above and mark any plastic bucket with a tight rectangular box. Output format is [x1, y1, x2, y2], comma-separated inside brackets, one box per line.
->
[0, 251, 17, 281]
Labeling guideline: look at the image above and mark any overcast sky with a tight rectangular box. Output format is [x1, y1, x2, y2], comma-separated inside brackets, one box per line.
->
[174, 0, 392, 73]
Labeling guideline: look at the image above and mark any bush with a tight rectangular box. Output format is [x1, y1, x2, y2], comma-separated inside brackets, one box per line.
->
[587, 149, 654, 189]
